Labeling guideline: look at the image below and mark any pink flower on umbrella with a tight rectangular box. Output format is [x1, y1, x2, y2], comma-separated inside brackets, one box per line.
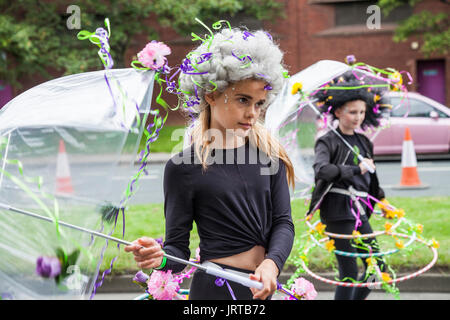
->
[137, 41, 171, 70]
[291, 277, 317, 300]
[147, 270, 179, 300]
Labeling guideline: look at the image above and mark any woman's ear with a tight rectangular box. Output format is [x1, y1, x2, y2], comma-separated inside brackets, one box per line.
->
[334, 106, 342, 119]
[204, 92, 216, 106]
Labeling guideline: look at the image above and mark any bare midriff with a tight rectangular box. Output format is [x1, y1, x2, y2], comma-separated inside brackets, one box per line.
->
[209, 245, 266, 271]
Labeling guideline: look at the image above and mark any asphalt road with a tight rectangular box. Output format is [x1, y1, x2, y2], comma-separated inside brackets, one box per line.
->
[124, 159, 450, 204]
[7, 158, 449, 206]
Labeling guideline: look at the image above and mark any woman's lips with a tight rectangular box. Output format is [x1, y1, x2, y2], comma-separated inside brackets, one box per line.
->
[238, 123, 252, 129]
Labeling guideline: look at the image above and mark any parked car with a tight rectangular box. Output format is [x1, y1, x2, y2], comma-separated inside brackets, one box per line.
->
[369, 92, 450, 155]
[315, 92, 450, 156]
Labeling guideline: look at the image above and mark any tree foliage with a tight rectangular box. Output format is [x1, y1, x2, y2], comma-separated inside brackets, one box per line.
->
[0, 0, 284, 88]
[378, 0, 449, 57]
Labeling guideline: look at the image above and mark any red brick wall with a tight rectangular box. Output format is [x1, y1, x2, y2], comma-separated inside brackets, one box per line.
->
[267, 0, 450, 107]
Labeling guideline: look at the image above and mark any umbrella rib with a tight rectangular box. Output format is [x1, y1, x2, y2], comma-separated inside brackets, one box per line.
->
[0, 201, 265, 290]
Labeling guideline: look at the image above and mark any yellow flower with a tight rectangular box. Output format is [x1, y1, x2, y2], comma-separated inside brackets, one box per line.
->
[315, 222, 326, 235]
[291, 82, 303, 95]
[416, 224, 423, 233]
[300, 255, 309, 263]
[325, 239, 335, 252]
[352, 230, 362, 237]
[384, 222, 393, 233]
[365, 257, 375, 267]
[381, 272, 392, 282]
[379, 199, 396, 219]
[395, 240, 404, 249]
[385, 209, 397, 219]
[391, 71, 403, 86]
[395, 209, 405, 218]
[431, 238, 440, 249]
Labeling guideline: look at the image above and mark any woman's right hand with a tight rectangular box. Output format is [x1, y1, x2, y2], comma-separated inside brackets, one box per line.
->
[359, 158, 375, 175]
[124, 237, 164, 269]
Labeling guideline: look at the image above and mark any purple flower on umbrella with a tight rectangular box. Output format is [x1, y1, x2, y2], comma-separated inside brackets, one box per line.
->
[133, 270, 149, 284]
[36, 256, 61, 278]
[345, 55, 356, 65]
[155, 237, 163, 246]
[133, 270, 150, 289]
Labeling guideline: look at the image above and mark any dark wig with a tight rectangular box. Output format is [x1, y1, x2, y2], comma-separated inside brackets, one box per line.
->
[312, 72, 390, 130]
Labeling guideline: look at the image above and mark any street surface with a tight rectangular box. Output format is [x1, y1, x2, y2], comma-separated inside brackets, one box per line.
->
[12, 158, 450, 205]
[124, 159, 450, 204]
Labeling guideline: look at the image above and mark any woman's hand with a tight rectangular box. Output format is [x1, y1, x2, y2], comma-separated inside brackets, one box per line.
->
[359, 158, 375, 175]
[249, 259, 279, 300]
[124, 237, 164, 269]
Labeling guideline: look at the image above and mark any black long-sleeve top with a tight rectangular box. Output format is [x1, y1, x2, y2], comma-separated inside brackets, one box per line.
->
[311, 128, 385, 223]
[159, 139, 295, 274]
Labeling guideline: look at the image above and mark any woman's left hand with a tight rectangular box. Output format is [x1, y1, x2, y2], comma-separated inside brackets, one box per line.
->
[249, 259, 279, 300]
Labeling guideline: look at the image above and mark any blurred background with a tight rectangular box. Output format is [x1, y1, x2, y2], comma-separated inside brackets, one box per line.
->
[1, 0, 448, 127]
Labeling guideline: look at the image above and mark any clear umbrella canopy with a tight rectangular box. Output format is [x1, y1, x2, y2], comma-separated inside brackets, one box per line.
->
[0, 68, 155, 299]
[264, 60, 393, 195]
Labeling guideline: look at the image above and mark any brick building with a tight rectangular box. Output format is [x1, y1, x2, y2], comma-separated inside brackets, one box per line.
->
[142, 0, 449, 125]
[269, 0, 449, 105]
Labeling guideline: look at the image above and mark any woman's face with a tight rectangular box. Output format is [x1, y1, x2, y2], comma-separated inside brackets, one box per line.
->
[335, 100, 367, 133]
[205, 79, 268, 139]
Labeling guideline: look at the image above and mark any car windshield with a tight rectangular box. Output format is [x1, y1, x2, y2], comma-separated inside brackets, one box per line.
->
[390, 97, 449, 118]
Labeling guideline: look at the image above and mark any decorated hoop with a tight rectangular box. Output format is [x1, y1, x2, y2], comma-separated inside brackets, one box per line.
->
[301, 232, 438, 288]
[308, 220, 417, 258]
[305, 213, 405, 240]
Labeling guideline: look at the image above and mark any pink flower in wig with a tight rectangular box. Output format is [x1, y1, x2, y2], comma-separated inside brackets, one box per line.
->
[137, 41, 171, 70]
[292, 277, 317, 300]
[147, 270, 179, 300]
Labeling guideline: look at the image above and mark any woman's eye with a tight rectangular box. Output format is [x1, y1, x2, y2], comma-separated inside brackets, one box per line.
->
[239, 97, 248, 104]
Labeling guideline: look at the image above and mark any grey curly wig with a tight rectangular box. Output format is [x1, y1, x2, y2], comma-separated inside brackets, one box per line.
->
[178, 27, 288, 113]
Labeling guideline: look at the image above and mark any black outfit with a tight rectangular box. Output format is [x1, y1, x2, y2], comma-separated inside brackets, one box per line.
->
[159, 139, 294, 299]
[189, 262, 272, 300]
[307, 128, 386, 300]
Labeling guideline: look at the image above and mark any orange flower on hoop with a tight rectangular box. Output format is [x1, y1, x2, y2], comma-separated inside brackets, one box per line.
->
[384, 222, 393, 234]
[381, 272, 392, 282]
[325, 239, 335, 252]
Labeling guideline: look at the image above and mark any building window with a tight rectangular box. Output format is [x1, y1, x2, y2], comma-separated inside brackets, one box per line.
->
[334, 0, 412, 26]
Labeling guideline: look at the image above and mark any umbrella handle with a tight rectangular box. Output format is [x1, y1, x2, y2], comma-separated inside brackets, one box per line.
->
[358, 155, 375, 173]
[205, 267, 263, 290]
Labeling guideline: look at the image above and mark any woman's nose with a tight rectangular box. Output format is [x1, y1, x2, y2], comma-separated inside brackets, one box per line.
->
[246, 105, 258, 118]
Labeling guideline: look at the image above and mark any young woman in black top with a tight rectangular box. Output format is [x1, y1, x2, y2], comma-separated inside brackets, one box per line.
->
[125, 27, 296, 300]
[307, 78, 389, 300]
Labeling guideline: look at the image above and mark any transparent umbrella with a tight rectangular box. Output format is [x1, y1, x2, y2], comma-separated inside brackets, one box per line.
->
[0, 67, 155, 299]
[264, 59, 401, 198]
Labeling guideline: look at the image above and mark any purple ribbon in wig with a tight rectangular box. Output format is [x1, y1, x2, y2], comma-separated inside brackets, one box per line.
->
[242, 31, 255, 40]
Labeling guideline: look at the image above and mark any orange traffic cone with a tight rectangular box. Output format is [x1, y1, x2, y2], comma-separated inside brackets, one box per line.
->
[55, 139, 74, 194]
[394, 127, 429, 189]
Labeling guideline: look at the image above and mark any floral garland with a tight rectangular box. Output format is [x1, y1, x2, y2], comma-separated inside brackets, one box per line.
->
[290, 197, 439, 299]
